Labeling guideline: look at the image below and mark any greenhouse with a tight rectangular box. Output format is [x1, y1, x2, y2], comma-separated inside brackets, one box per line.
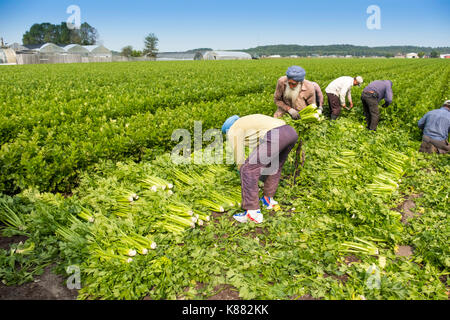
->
[39, 43, 65, 54]
[0, 48, 16, 64]
[63, 44, 90, 56]
[8, 42, 27, 51]
[156, 52, 204, 61]
[83, 45, 112, 57]
[203, 51, 252, 60]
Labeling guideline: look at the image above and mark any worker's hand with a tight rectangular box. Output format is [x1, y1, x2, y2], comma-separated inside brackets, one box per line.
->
[288, 108, 300, 120]
[318, 106, 323, 114]
[382, 103, 388, 108]
[349, 102, 354, 109]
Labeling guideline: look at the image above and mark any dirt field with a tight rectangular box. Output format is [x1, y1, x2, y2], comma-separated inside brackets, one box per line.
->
[0, 235, 78, 300]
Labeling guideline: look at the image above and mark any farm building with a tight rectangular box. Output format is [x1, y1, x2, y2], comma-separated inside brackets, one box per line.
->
[83, 45, 112, 58]
[8, 42, 27, 52]
[21, 44, 46, 52]
[203, 51, 252, 60]
[156, 52, 204, 61]
[39, 43, 66, 54]
[406, 53, 419, 59]
[440, 54, 450, 59]
[64, 44, 90, 56]
[0, 47, 16, 64]
[14, 43, 113, 64]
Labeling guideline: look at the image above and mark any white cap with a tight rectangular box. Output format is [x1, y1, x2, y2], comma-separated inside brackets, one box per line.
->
[355, 76, 364, 86]
[444, 100, 450, 106]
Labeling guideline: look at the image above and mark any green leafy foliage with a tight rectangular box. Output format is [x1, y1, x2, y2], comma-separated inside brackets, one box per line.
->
[0, 59, 448, 300]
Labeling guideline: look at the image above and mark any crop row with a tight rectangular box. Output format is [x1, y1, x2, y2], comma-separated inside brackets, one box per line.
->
[0, 59, 447, 195]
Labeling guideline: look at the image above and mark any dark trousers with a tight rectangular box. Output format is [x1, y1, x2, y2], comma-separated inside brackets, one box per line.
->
[361, 92, 380, 130]
[240, 125, 298, 210]
[419, 136, 450, 154]
[327, 93, 341, 119]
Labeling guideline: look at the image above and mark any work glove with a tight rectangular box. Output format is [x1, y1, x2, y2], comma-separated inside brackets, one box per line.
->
[288, 108, 300, 120]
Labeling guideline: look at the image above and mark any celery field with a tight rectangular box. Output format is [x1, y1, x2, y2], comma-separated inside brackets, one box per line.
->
[0, 59, 449, 300]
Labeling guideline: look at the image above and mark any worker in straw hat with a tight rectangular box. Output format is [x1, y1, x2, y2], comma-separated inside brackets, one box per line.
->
[325, 76, 364, 120]
[418, 100, 450, 154]
[273, 66, 316, 120]
[221, 114, 299, 224]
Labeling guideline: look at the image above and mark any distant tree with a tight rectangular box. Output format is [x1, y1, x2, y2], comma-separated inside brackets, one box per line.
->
[121, 46, 133, 57]
[143, 33, 159, 58]
[79, 23, 99, 45]
[131, 50, 143, 57]
[22, 22, 98, 45]
[186, 48, 213, 53]
[59, 22, 71, 44]
[241, 44, 450, 58]
[430, 50, 440, 58]
[385, 53, 394, 58]
[418, 52, 425, 58]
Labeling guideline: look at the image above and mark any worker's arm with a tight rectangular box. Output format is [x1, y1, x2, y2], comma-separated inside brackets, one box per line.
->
[417, 113, 427, 130]
[384, 84, 393, 107]
[347, 87, 353, 107]
[339, 84, 350, 106]
[316, 86, 324, 107]
[306, 85, 317, 107]
[274, 79, 291, 112]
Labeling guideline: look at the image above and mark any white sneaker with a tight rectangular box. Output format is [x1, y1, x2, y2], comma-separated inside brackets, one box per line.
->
[260, 196, 278, 210]
[246, 210, 264, 224]
[233, 211, 248, 223]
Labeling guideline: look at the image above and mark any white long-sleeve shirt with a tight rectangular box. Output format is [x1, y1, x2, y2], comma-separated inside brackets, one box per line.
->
[325, 76, 354, 105]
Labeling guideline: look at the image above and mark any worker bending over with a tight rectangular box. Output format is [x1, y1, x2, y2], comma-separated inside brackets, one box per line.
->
[222, 114, 299, 224]
[418, 100, 450, 154]
[361, 80, 393, 131]
[325, 76, 363, 120]
[273, 66, 316, 120]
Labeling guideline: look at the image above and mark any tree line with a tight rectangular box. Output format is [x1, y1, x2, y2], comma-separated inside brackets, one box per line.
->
[242, 44, 449, 58]
[22, 22, 98, 46]
[21, 22, 159, 58]
[120, 33, 159, 58]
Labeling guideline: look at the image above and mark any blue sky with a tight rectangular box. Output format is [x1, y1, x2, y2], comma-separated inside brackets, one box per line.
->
[0, 0, 449, 52]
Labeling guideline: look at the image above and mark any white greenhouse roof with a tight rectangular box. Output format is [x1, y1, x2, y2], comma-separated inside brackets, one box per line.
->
[203, 51, 252, 60]
[82, 45, 111, 54]
[156, 52, 204, 61]
[39, 43, 65, 53]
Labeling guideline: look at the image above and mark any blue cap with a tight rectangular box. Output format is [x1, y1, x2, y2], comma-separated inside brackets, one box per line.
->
[286, 66, 306, 82]
[221, 115, 240, 134]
